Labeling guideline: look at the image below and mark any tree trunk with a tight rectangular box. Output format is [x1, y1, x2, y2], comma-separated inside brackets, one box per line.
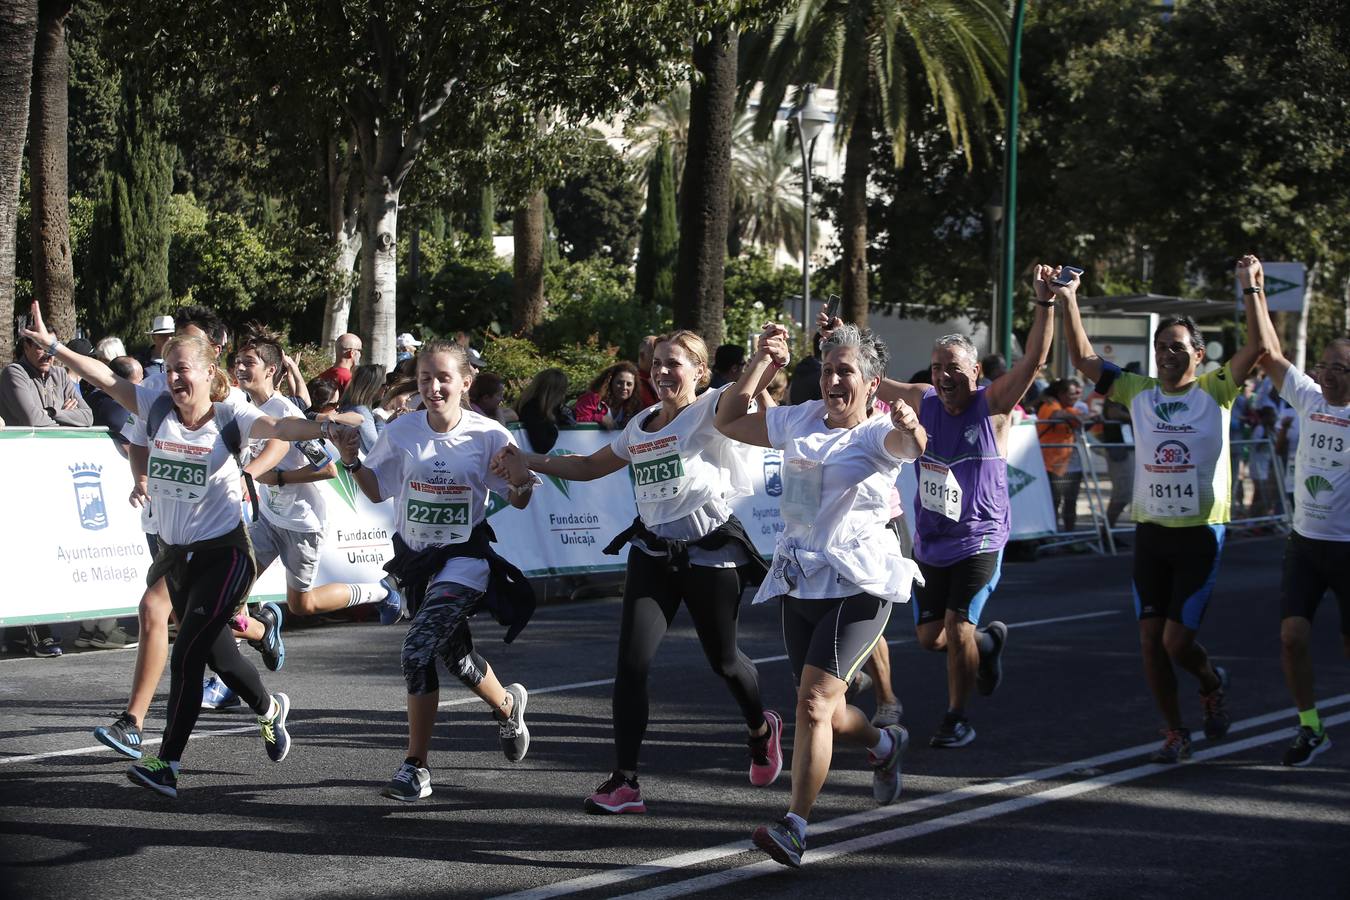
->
[359, 174, 398, 369]
[321, 129, 361, 349]
[29, 0, 74, 341]
[511, 189, 546, 334]
[840, 102, 871, 328]
[322, 228, 360, 347]
[0, 0, 38, 363]
[673, 25, 737, 348]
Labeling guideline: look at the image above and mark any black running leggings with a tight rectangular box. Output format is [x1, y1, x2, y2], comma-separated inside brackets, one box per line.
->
[613, 548, 765, 772]
[161, 544, 269, 762]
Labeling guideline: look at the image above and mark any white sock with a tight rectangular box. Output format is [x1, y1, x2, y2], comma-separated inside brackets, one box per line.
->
[345, 583, 390, 607]
[869, 728, 894, 759]
[785, 812, 808, 838]
[264, 697, 279, 720]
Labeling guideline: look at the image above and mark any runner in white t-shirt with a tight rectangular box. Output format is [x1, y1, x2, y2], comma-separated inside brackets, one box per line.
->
[498, 330, 785, 816]
[23, 302, 362, 798]
[215, 331, 401, 686]
[334, 340, 536, 802]
[90, 305, 290, 759]
[716, 323, 925, 868]
[1249, 274, 1350, 766]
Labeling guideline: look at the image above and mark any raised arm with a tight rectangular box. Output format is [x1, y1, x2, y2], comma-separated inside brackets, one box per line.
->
[1231, 254, 1279, 384]
[19, 300, 138, 413]
[884, 398, 927, 461]
[715, 324, 789, 448]
[987, 265, 1060, 415]
[1061, 266, 1105, 386]
[281, 353, 311, 410]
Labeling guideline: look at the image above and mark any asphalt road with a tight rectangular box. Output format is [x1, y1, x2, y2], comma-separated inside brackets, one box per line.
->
[2, 535, 1348, 899]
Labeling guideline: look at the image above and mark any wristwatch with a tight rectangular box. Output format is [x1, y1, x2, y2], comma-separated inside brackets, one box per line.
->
[341, 458, 363, 472]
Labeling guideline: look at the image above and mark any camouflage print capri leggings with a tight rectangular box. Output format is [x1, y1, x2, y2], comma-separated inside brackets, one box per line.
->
[401, 581, 491, 695]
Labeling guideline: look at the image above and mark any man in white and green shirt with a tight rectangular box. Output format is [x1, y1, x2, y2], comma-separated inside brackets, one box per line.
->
[1250, 269, 1350, 766]
[1063, 254, 1271, 764]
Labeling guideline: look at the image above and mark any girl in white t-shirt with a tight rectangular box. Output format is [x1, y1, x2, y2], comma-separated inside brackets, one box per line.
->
[716, 323, 926, 868]
[495, 330, 784, 815]
[334, 341, 538, 803]
[22, 302, 362, 799]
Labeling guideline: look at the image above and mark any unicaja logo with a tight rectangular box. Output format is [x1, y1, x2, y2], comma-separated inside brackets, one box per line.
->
[1154, 401, 1187, 423]
[1304, 475, 1332, 499]
[70, 463, 108, 530]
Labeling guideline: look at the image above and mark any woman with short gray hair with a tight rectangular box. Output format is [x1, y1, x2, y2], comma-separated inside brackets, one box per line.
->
[717, 322, 926, 868]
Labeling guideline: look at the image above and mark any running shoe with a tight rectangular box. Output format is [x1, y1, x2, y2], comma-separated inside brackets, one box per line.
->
[258, 692, 291, 762]
[1201, 666, 1231, 741]
[382, 760, 432, 801]
[24, 628, 62, 658]
[378, 576, 406, 626]
[94, 711, 144, 760]
[870, 724, 909, 805]
[871, 701, 903, 728]
[930, 712, 976, 748]
[1150, 727, 1193, 764]
[748, 709, 784, 787]
[976, 620, 1009, 697]
[201, 675, 240, 710]
[249, 602, 286, 672]
[1282, 726, 1331, 767]
[74, 626, 96, 649]
[498, 683, 530, 762]
[584, 771, 645, 814]
[752, 818, 805, 868]
[128, 756, 177, 798]
[89, 625, 138, 650]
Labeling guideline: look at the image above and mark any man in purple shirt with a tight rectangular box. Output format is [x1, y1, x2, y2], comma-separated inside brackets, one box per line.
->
[871, 265, 1064, 748]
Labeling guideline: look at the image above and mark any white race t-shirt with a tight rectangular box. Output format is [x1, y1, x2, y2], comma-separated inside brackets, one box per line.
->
[610, 386, 755, 567]
[363, 409, 515, 592]
[752, 401, 921, 605]
[242, 392, 327, 534]
[1282, 366, 1350, 541]
[135, 384, 266, 546]
[124, 373, 251, 536]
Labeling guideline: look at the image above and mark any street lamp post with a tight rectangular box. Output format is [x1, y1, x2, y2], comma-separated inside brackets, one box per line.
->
[790, 84, 830, 331]
[998, 0, 1029, 361]
[985, 194, 1004, 355]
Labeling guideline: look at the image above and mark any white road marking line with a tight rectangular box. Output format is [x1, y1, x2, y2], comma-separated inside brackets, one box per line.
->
[617, 708, 1350, 899]
[491, 693, 1350, 900]
[0, 609, 1123, 761]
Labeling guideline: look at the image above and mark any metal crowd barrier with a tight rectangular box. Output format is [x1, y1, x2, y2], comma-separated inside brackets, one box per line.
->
[1032, 435, 1291, 556]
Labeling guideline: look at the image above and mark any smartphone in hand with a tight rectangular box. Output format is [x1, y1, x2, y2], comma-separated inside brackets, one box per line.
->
[1051, 266, 1085, 287]
[824, 293, 842, 322]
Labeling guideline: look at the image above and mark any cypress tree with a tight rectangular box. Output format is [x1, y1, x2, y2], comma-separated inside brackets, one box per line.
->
[85, 72, 171, 344]
[635, 134, 677, 307]
[475, 185, 495, 246]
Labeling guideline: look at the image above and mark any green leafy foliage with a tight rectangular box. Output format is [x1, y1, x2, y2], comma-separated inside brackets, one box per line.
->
[478, 334, 619, 404]
[542, 257, 671, 359]
[548, 133, 643, 265]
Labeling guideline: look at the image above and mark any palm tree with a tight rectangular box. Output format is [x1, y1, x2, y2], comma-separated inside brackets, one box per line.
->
[744, 0, 1008, 326]
[733, 126, 815, 260]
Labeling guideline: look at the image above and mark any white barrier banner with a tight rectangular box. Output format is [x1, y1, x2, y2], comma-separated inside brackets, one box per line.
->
[0, 429, 153, 625]
[1, 420, 1057, 625]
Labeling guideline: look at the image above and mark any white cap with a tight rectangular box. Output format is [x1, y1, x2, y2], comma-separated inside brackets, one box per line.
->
[147, 315, 175, 335]
[397, 332, 422, 348]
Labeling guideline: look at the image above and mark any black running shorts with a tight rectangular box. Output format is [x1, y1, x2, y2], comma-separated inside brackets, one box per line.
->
[1280, 531, 1350, 635]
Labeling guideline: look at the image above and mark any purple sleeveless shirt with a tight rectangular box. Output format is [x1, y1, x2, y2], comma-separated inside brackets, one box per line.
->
[912, 387, 1011, 566]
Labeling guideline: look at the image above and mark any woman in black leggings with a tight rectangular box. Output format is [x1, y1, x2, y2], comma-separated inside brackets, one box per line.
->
[500, 330, 783, 814]
[23, 303, 361, 798]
